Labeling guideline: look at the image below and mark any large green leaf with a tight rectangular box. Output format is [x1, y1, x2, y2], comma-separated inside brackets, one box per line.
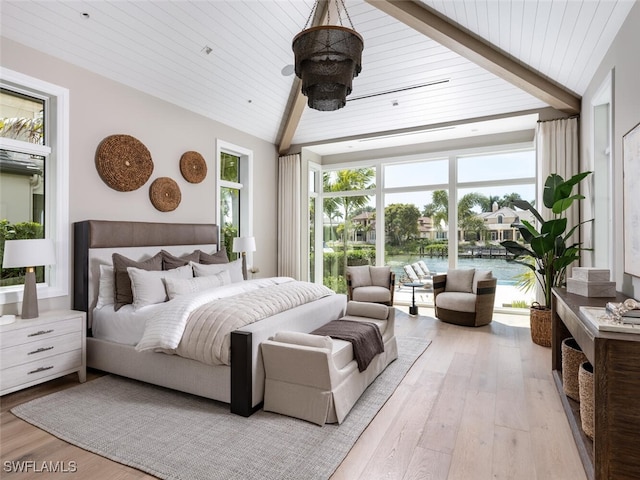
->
[552, 194, 585, 214]
[512, 199, 544, 223]
[563, 171, 592, 190]
[531, 234, 554, 256]
[543, 174, 565, 209]
[541, 218, 567, 237]
[501, 240, 535, 258]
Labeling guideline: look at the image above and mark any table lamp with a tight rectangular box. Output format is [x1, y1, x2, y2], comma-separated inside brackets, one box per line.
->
[232, 236, 256, 280]
[2, 238, 56, 319]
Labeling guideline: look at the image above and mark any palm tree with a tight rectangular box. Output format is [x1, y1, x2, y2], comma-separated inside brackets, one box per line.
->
[501, 192, 524, 209]
[323, 168, 375, 274]
[423, 190, 449, 231]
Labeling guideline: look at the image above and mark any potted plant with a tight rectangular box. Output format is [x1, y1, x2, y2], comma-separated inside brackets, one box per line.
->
[501, 171, 592, 346]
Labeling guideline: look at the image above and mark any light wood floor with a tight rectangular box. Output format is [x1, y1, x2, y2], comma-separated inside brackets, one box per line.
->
[0, 307, 587, 480]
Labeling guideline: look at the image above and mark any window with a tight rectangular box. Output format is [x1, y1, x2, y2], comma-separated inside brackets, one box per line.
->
[217, 140, 253, 262]
[0, 68, 69, 305]
[321, 167, 376, 293]
[310, 143, 536, 309]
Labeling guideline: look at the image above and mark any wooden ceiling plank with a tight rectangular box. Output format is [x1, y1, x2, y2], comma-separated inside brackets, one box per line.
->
[365, 0, 580, 114]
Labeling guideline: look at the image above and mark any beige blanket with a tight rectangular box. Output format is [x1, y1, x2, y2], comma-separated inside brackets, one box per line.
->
[174, 281, 333, 365]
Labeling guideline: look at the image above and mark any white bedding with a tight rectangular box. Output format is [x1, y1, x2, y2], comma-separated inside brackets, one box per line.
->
[92, 303, 163, 345]
[135, 277, 332, 359]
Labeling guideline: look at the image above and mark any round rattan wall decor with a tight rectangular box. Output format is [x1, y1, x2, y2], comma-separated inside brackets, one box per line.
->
[180, 151, 207, 183]
[149, 177, 181, 212]
[95, 134, 154, 192]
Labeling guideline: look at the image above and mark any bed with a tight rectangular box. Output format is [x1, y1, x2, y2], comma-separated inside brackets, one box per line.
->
[73, 220, 347, 416]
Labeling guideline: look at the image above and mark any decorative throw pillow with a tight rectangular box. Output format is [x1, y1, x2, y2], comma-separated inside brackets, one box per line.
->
[348, 265, 372, 287]
[95, 264, 114, 309]
[161, 249, 200, 270]
[112, 251, 163, 310]
[445, 268, 476, 293]
[164, 270, 231, 300]
[190, 258, 244, 283]
[198, 249, 229, 265]
[127, 264, 193, 310]
[472, 269, 493, 294]
[369, 266, 391, 287]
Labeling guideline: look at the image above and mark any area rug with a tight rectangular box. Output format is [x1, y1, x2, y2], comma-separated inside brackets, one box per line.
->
[12, 336, 430, 480]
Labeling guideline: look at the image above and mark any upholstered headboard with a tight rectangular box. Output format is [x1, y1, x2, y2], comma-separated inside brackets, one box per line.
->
[73, 220, 219, 322]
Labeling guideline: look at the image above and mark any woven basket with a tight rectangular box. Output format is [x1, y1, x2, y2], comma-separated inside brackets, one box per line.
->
[95, 134, 153, 192]
[530, 303, 552, 347]
[578, 361, 594, 440]
[180, 151, 207, 183]
[562, 338, 586, 401]
[149, 177, 181, 212]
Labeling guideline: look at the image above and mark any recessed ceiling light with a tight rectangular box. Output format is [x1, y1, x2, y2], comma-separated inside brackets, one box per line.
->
[201, 46, 213, 55]
[281, 64, 294, 76]
[81, 12, 90, 19]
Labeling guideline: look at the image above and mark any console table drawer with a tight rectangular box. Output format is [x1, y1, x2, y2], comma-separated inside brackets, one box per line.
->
[0, 332, 82, 369]
[0, 349, 82, 392]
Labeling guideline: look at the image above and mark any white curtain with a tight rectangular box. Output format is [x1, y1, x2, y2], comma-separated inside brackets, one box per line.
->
[278, 154, 301, 279]
[535, 116, 580, 281]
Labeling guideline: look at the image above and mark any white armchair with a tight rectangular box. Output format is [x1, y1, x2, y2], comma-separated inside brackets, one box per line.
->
[346, 265, 395, 305]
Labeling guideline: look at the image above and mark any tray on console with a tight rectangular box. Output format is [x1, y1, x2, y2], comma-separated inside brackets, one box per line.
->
[579, 306, 640, 334]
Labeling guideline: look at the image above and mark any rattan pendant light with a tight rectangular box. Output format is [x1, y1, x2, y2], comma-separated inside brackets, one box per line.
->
[292, 0, 363, 111]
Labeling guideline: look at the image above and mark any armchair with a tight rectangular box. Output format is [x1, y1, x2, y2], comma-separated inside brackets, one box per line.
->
[346, 265, 395, 306]
[433, 269, 497, 327]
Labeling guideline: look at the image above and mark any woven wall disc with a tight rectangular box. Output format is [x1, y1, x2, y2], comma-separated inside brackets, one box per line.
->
[180, 151, 207, 183]
[149, 177, 181, 212]
[95, 134, 154, 192]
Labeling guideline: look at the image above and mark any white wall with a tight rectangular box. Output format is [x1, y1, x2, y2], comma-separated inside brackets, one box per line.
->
[580, 2, 640, 298]
[1, 38, 279, 314]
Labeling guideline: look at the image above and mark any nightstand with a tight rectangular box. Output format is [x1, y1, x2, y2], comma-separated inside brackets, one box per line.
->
[0, 310, 86, 396]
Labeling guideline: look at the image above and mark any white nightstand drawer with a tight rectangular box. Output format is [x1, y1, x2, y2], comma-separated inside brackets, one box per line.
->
[0, 317, 82, 348]
[0, 350, 82, 391]
[1, 332, 82, 369]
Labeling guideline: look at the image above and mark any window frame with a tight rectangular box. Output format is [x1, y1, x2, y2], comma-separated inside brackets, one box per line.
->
[216, 139, 253, 262]
[0, 68, 70, 305]
[311, 142, 535, 284]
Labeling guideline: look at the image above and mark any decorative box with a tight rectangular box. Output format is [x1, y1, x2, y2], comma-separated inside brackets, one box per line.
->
[572, 267, 611, 282]
[567, 278, 616, 297]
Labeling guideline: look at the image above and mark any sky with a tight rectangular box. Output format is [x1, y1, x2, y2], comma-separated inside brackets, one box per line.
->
[382, 150, 536, 212]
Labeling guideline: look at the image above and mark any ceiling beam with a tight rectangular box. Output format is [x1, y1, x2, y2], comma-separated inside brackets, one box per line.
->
[278, 82, 307, 154]
[365, 0, 581, 114]
[278, 1, 344, 154]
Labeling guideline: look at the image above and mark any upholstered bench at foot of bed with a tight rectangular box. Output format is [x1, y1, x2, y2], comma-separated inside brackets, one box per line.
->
[260, 301, 398, 426]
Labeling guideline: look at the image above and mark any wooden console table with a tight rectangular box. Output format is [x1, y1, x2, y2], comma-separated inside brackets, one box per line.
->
[551, 288, 640, 480]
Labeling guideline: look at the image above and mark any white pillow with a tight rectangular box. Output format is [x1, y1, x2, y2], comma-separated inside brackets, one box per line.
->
[164, 270, 231, 300]
[190, 258, 244, 283]
[445, 268, 476, 293]
[95, 264, 114, 308]
[127, 264, 193, 310]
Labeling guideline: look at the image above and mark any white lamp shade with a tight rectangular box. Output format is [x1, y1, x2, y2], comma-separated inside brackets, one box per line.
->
[2, 238, 56, 268]
[232, 236, 256, 253]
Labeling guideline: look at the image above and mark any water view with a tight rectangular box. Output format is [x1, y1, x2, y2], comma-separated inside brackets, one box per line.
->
[387, 256, 528, 286]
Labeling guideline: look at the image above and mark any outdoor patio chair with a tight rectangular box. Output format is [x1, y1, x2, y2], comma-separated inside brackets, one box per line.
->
[403, 264, 422, 283]
[403, 264, 433, 289]
[417, 260, 433, 277]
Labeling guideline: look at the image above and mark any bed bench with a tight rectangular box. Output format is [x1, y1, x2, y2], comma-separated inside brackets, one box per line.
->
[261, 301, 398, 425]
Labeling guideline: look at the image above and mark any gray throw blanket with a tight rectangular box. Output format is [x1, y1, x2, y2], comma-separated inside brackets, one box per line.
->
[312, 320, 384, 372]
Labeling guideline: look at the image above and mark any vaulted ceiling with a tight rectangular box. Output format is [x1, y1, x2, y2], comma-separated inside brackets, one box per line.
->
[0, 1, 635, 155]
